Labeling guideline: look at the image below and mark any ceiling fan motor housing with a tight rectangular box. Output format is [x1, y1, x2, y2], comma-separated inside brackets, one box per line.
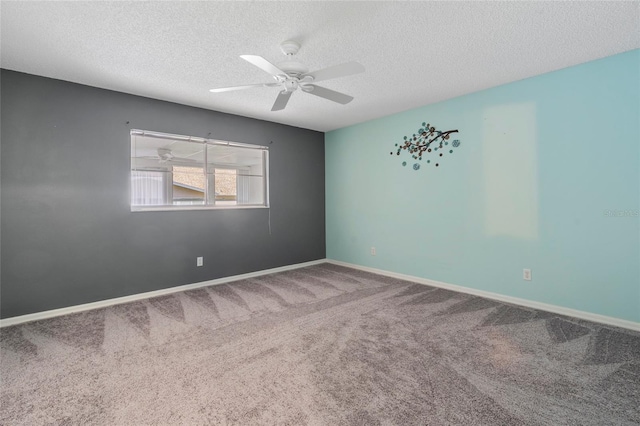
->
[277, 60, 309, 77]
[277, 40, 309, 77]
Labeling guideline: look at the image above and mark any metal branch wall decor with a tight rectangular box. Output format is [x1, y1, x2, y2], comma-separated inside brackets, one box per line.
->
[391, 121, 460, 170]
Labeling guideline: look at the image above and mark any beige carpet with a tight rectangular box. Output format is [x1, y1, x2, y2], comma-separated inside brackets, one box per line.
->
[1, 263, 639, 425]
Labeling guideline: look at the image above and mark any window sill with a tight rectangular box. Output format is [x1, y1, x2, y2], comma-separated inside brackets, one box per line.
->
[131, 205, 269, 212]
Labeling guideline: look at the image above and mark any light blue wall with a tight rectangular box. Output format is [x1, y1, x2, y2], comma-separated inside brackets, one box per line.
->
[326, 50, 640, 322]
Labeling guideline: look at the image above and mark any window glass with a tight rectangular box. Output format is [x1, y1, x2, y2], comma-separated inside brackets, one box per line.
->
[131, 130, 268, 210]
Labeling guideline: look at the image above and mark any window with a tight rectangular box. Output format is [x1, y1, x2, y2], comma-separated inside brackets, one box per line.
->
[130, 130, 268, 211]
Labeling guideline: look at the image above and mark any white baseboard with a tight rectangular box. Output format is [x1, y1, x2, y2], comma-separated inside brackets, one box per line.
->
[327, 259, 640, 332]
[4, 258, 638, 332]
[0, 259, 327, 328]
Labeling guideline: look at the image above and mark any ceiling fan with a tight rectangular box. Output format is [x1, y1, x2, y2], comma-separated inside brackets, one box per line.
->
[210, 40, 365, 111]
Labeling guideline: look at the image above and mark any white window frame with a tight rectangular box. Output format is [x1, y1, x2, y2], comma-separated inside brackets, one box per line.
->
[130, 129, 269, 212]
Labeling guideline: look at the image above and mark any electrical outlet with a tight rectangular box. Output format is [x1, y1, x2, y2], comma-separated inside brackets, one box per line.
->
[370, 247, 376, 256]
[197, 257, 203, 267]
[523, 268, 531, 281]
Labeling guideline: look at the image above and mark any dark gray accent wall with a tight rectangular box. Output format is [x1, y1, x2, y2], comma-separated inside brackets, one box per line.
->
[1, 70, 325, 319]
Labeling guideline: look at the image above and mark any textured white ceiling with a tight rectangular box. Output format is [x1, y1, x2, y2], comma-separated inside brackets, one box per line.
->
[1, 1, 639, 132]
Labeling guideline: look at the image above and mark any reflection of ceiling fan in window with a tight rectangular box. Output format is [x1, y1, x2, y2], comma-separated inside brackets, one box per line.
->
[138, 148, 198, 164]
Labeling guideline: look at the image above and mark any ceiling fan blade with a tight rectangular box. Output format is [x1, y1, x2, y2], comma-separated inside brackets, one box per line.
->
[271, 90, 293, 111]
[303, 85, 354, 105]
[210, 82, 280, 93]
[304, 61, 365, 83]
[241, 55, 288, 78]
